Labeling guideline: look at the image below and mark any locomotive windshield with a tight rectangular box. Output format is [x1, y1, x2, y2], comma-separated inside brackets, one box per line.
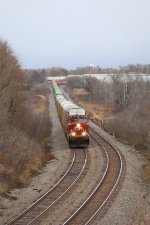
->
[68, 117, 88, 123]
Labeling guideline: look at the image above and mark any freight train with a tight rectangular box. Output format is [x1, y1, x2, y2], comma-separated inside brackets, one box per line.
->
[52, 81, 89, 147]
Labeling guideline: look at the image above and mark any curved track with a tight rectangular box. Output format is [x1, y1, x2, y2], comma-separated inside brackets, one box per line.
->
[62, 125, 126, 225]
[7, 149, 87, 225]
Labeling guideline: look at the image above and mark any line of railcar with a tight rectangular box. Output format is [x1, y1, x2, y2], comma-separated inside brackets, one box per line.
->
[52, 81, 89, 148]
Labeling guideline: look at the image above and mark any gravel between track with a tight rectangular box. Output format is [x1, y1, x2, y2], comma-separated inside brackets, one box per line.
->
[0, 90, 149, 225]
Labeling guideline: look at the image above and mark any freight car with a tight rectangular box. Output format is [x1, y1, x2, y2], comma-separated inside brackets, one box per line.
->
[52, 81, 89, 147]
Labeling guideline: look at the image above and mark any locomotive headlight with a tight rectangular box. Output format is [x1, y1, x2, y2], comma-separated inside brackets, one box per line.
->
[82, 131, 86, 136]
[76, 123, 81, 128]
[71, 132, 76, 136]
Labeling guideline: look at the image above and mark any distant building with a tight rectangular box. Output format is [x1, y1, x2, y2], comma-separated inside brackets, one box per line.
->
[89, 64, 94, 69]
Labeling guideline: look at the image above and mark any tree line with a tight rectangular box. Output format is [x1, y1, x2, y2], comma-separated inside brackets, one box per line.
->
[27, 63, 150, 79]
[68, 64, 150, 75]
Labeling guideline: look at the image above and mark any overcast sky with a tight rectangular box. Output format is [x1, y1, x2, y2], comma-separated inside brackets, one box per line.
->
[0, 0, 150, 69]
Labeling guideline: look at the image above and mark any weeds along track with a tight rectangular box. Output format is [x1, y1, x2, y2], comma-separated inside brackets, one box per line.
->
[7, 149, 87, 225]
[62, 125, 126, 225]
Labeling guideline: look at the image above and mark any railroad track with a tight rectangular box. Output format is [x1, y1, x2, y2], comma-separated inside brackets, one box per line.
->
[62, 124, 126, 225]
[7, 149, 87, 225]
[7, 97, 126, 225]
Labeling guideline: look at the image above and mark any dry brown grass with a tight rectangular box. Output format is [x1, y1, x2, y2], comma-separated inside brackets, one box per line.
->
[0, 128, 43, 192]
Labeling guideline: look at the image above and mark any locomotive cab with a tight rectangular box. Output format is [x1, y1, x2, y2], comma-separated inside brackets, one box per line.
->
[67, 115, 89, 147]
